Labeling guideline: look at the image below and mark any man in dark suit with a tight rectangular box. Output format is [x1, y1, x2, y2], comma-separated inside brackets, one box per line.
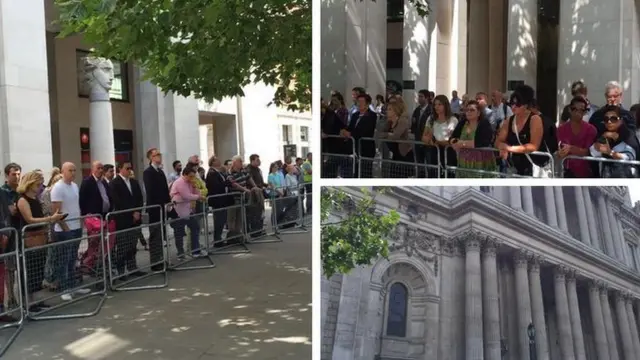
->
[109, 162, 144, 278]
[342, 93, 377, 178]
[411, 89, 432, 178]
[79, 161, 113, 218]
[205, 155, 233, 246]
[142, 148, 171, 271]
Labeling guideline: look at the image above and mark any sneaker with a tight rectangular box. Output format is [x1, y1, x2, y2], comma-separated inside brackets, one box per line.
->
[61, 294, 73, 301]
[193, 250, 208, 258]
[74, 288, 91, 295]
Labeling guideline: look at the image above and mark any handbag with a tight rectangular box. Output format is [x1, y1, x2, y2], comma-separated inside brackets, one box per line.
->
[24, 228, 48, 248]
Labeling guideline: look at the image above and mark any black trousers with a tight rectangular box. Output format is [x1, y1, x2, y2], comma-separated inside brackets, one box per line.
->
[212, 208, 228, 242]
[148, 224, 164, 267]
[115, 225, 138, 272]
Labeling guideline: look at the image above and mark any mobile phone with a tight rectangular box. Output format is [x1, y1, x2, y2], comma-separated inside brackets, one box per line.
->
[598, 136, 608, 144]
[60, 213, 69, 220]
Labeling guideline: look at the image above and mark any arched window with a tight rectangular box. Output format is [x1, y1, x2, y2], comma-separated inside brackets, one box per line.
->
[386, 282, 408, 337]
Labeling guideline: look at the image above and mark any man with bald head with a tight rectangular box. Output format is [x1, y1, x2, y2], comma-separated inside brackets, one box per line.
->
[79, 160, 113, 220]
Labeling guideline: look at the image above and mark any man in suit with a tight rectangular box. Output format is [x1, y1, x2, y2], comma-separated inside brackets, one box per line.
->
[205, 155, 233, 246]
[142, 148, 171, 271]
[109, 162, 144, 278]
[342, 93, 377, 178]
[79, 161, 113, 218]
[411, 89, 432, 178]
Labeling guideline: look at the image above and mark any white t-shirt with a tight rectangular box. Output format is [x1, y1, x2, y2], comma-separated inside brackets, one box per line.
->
[50, 181, 81, 231]
[427, 116, 459, 142]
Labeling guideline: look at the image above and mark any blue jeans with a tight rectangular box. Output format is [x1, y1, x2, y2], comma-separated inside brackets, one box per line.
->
[53, 229, 82, 291]
[172, 217, 200, 255]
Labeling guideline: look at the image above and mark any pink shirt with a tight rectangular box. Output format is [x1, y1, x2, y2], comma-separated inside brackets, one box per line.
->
[170, 177, 200, 218]
[557, 121, 597, 178]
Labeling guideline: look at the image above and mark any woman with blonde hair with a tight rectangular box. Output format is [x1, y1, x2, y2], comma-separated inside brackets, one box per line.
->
[46, 167, 61, 188]
[378, 100, 415, 177]
[40, 172, 63, 290]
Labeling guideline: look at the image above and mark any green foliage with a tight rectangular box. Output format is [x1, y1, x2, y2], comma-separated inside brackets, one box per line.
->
[321, 187, 400, 278]
[55, 0, 311, 111]
[365, 0, 431, 17]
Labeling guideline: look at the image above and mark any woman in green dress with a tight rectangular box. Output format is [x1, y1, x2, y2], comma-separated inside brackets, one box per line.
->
[448, 100, 498, 178]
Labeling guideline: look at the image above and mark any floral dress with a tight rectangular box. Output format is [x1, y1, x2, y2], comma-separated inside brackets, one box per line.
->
[456, 122, 498, 178]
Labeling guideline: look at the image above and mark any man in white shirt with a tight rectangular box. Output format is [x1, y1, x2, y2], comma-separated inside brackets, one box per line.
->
[490, 90, 513, 128]
[50, 162, 90, 301]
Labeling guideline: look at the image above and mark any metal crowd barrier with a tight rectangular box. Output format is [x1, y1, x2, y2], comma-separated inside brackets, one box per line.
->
[360, 138, 442, 178]
[106, 205, 168, 291]
[243, 189, 280, 244]
[21, 215, 107, 321]
[164, 201, 215, 271]
[205, 193, 251, 255]
[560, 155, 640, 178]
[270, 185, 308, 237]
[301, 182, 312, 227]
[0, 227, 23, 357]
[443, 146, 555, 178]
[321, 134, 357, 178]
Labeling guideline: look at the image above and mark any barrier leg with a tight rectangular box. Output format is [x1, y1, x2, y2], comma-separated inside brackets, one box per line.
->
[23, 228, 107, 321]
[207, 205, 252, 255]
[108, 219, 169, 292]
[0, 244, 24, 357]
[165, 212, 216, 271]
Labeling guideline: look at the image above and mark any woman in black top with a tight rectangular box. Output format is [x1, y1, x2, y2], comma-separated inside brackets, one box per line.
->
[495, 85, 545, 176]
[16, 171, 64, 311]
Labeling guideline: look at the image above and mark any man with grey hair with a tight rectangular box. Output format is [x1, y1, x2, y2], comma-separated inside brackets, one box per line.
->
[589, 81, 636, 134]
[226, 156, 259, 240]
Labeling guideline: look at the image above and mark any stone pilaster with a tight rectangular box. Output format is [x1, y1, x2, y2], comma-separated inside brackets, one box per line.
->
[451, 240, 466, 360]
[596, 192, 616, 257]
[482, 238, 500, 360]
[573, 186, 591, 245]
[583, 188, 602, 250]
[544, 187, 558, 228]
[565, 271, 586, 360]
[588, 281, 610, 360]
[522, 186, 534, 216]
[600, 285, 620, 360]
[554, 187, 568, 232]
[614, 292, 634, 360]
[553, 266, 575, 360]
[528, 256, 549, 360]
[605, 196, 623, 261]
[514, 250, 532, 360]
[510, 187, 522, 210]
[465, 234, 484, 360]
[625, 298, 640, 355]
[438, 238, 457, 360]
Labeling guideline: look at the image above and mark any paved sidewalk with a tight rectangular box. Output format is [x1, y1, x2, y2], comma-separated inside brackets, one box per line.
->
[1, 231, 311, 360]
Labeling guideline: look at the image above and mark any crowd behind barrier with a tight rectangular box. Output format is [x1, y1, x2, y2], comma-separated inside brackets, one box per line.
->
[0, 182, 311, 356]
[322, 137, 640, 178]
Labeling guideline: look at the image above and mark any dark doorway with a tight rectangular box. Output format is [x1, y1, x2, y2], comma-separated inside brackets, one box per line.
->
[536, 0, 560, 119]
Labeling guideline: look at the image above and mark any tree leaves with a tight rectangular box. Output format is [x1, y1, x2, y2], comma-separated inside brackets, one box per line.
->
[55, 0, 311, 111]
[321, 187, 400, 278]
[364, 0, 431, 17]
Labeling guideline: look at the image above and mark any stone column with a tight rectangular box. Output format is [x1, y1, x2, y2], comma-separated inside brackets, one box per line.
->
[554, 187, 568, 232]
[529, 256, 549, 360]
[522, 186, 534, 216]
[565, 271, 587, 360]
[510, 187, 522, 210]
[506, 0, 538, 88]
[544, 187, 558, 228]
[465, 235, 484, 360]
[588, 281, 610, 360]
[600, 286, 620, 360]
[605, 197, 623, 261]
[614, 292, 635, 360]
[438, 239, 458, 360]
[482, 239, 501, 360]
[84, 57, 116, 166]
[573, 186, 591, 245]
[503, 262, 519, 360]
[554, 267, 575, 360]
[625, 298, 640, 355]
[402, 0, 432, 109]
[596, 192, 616, 257]
[583, 188, 601, 250]
[514, 250, 532, 360]
[452, 242, 466, 360]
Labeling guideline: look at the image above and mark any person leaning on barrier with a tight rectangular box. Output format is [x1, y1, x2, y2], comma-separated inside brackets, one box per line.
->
[321, 100, 348, 178]
[556, 96, 598, 178]
[422, 95, 459, 178]
[143, 148, 173, 271]
[227, 156, 263, 240]
[378, 100, 415, 178]
[449, 100, 497, 178]
[40, 172, 63, 291]
[169, 165, 207, 259]
[16, 171, 67, 307]
[589, 105, 638, 178]
[0, 185, 18, 322]
[343, 93, 377, 178]
[109, 162, 146, 279]
[205, 156, 233, 246]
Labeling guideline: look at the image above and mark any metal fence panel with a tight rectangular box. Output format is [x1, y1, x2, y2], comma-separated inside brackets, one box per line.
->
[106, 204, 169, 291]
[321, 135, 357, 178]
[560, 155, 640, 178]
[358, 138, 441, 178]
[0, 227, 23, 357]
[204, 193, 251, 255]
[164, 201, 215, 271]
[301, 182, 312, 227]
[443, 146, 555, 178]
[21, 215, 107, 321]
[270, 185, 307, 236]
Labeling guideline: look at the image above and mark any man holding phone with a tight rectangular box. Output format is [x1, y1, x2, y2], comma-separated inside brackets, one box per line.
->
[50, 162, 89, 301]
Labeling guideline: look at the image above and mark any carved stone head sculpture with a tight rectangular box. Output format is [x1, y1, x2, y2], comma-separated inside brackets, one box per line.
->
[83, 56, 114, 96]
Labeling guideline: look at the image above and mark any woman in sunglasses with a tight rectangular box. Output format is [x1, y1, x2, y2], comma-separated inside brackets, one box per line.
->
[448, 100, 496, 177]
[589, 105, 637, 177]
[495, 85, 547, 177]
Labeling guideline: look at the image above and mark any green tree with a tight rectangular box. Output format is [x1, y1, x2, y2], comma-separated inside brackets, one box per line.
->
[365, 0, 431, 17]
[321, 187, 400, 278]
[55, 0, 311, 111]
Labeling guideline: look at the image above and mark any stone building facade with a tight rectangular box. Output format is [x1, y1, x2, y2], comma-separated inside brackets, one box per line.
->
[321, 186, 640, 360]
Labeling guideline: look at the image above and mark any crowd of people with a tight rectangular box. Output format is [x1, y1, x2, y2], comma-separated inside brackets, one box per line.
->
[0, 149, 312, 322]
[321, 80, 640, 178]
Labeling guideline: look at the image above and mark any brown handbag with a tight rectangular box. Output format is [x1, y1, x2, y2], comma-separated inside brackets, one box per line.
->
[24, 229, 48, 248]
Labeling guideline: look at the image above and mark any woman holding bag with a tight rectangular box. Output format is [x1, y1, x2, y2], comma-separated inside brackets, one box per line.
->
[16, 171, 64, 310]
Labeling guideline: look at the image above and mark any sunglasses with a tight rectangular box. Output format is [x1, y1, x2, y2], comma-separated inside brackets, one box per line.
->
[604, 116, 620, 123]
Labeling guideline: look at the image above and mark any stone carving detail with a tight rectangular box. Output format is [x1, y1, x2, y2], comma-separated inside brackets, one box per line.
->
[553, 265, 570, 279]
[388, 224, 437, 265]
[564, 268, 577, 282]
[82, 56, 114, 98]
[513, 249, 531, 267]
[482, 237, 499, 257]
[529, 255, 544, 273]
[588, 280, 605, 293]
[610, 186, 628, 200]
